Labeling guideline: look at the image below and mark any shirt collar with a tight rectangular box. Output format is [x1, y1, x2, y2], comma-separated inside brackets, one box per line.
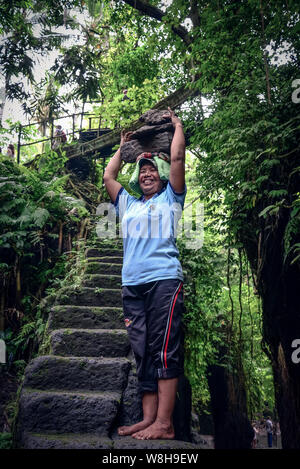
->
[139, 185, 166, 203]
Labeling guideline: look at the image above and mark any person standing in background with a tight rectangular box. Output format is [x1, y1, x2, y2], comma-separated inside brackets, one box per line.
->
[6, 144, 15, 160]
[265, 417, 273, 448]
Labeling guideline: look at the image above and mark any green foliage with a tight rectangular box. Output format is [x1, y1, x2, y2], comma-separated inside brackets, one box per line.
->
[0, 155, 92, 366]
[26, 72, 67, 121]
[45, 239, 88, 295]
[0, 159, 85, 254]
[97, 78, 167, 128]
[0, 0, 83, 101]
[110, 45, 160, 89]
[37, 148, 69, 179]
[0, 433, 12, 450]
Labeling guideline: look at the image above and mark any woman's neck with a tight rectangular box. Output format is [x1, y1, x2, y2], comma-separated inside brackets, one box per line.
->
[143, 193, 155, 201]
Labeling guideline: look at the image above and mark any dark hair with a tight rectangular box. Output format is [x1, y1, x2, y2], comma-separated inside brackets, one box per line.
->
[8, 144, 15, 154]
[139, 159, 157, 169]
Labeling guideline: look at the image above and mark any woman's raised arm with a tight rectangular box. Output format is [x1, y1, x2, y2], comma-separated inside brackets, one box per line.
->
[103, 131, 133, 203]
[165, 108, 185, 193]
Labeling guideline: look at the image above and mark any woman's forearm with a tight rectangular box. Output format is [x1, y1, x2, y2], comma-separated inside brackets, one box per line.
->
[104, 131, 133, 181]
[104, 147, 122, 180]
[170, 123, 185, 161]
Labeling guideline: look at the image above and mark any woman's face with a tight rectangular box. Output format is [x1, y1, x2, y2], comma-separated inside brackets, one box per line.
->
[138, 163, 163, 196]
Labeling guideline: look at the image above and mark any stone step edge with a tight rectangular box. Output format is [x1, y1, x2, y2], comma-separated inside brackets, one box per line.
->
[20, 432, 114, 449]
[85, 247, 123, 251]
[51, 305, 123, 311]
[50, 328, 127, 334]
[87, 256, 123, 260]
[57, 287, 122, 292]
[21, 388, 122, 399]
[85, 251, 123, 257]
[86, 260, 123, 266]
[86, 262, 122, 265]
[85, 262, 122, 268]
[83, 274, 122, 278]
[87, 257, 123, 266]
[28, 354, 130, 364]
[21, 433, 204, 450]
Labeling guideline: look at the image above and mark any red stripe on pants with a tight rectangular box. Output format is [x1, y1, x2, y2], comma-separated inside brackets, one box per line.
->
[164, 283, 182, 369]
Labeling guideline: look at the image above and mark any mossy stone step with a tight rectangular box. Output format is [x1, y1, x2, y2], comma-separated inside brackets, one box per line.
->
[87, 256, 123, 264]
[85, 248, 123, 258]
[49, 306, 124, 330]
[55, 287, 122, 307]
[20, 433, 208, 450]
[50, 328, 130, 357]
[82, 274, 122, 289]
[23, 355, 131, 392]
[112, 434, 209, 449]
[16, 388, 121, 437]
[85, 262, 122, 275]
[19, 432, 114, 449]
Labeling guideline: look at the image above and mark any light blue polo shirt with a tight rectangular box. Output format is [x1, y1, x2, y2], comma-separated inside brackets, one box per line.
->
[114, 182, 187, 286]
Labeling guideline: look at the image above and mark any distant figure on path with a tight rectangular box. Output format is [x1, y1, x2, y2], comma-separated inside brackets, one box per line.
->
[52, 125, 67, 150]
[251, 422, 259, 448]
[6, 144, 15, 160]
[122, 89, 131, 101]
[265, 417, 273, 448]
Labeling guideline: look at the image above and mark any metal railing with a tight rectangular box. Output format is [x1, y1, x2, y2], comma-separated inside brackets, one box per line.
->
[16, 111, 117, 164]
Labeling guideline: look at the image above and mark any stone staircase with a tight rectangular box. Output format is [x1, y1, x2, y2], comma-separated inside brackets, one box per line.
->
[13, 245, 207, 449]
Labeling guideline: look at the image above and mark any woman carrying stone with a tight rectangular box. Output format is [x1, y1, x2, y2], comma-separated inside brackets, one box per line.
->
[103, 107, 186, 440]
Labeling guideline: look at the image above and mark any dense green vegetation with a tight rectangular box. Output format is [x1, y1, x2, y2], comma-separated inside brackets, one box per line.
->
[0, 0, 299, 448]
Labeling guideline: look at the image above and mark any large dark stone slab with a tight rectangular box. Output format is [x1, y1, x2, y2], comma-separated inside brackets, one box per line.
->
[54, 287, 122, 307]
[119, 108, 175, 162]
[16, 388, 121, 436]
[85, 248, 123, 258]
[120, 139, 144, 163]
[86, 256, 123, 264]
[50, 328, 130, 357]
[85, 262, 122, 275]
[112, 435, 208, 449]
[20, 433, 114, 449]
[120, 132, 173, 163]
[23, 355, 131, 392]
[49, 306, 125, 330]
[82, 274, 122, 289]
[131, 123, 174, 138]
[139, 109, 171, 126]
[21, 432, 211, 450]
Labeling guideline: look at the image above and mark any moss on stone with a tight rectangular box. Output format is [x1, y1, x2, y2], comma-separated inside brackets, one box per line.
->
[39, 321, 51, 356]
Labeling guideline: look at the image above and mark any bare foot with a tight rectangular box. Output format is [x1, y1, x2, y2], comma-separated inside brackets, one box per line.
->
[118, 419, 154, 436]
[132, 419, 175, 440]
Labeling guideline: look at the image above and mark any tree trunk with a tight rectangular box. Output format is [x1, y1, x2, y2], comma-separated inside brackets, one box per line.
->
[258, 224, 300, 448]
[0, 290, 5, 331]
[15, 256, 22, 309]
[58, 221, 63, 255]
[207, 340, 254, 449]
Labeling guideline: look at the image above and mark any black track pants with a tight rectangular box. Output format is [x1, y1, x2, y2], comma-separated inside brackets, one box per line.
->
[121, 278, 185, 393]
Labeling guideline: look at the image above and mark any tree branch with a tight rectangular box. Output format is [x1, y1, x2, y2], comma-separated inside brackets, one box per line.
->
[189, 0, 201, 28]
[122, 0, 192, 45]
